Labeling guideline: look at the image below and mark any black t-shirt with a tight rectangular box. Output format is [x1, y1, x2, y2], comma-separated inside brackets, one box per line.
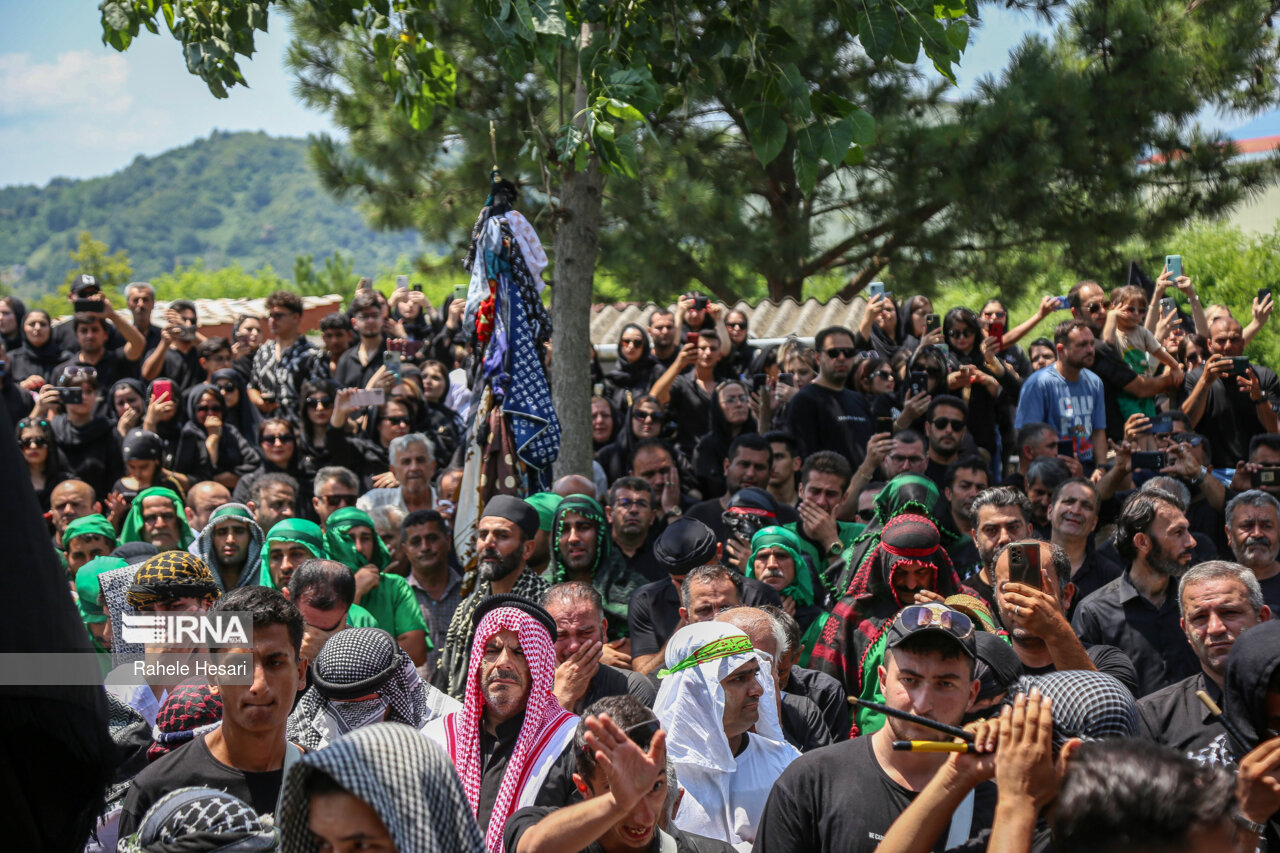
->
[614, 536, 669, 584]
[752, 735, 996, 853]
[784, 384, 872, 468]
[685, 498, 799, 548]
[667, 373, 714, 454]
[1089, 342, 1140, 443]
[1021, 643, 1140, 698]
[118, 734, 285, 840]
[159, 345, 204, 399]
[477, 714, 579, 830]
[1260, 571, 1280, 612]
[1137, 671, 1225, 754]
[628, 577, 783, 658]
[1183, 362, 1280, 467]
[505, 806, 735, 853]
[787, 665, 852, 741]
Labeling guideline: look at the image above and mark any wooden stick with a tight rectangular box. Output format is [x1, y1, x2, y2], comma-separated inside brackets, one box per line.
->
[851, 697, 975, 742]
[1195, 689, 1252, 751]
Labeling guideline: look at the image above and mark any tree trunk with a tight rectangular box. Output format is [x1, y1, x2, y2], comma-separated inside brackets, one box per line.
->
[550, 156, 603, 479]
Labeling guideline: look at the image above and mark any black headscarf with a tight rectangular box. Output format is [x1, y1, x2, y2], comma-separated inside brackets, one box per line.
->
[1, 295, 27, 352]
[212, 368, 261, 440]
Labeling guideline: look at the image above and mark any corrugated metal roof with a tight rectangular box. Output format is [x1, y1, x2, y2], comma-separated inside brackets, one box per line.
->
[149, 294, 345, 328]
[590, 296, 867, 347]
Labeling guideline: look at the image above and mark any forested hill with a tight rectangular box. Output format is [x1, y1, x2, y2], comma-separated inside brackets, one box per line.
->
[0, 130, 429, 290]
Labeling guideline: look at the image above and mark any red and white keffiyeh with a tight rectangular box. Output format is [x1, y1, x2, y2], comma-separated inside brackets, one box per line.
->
[453, 606, 572, 852]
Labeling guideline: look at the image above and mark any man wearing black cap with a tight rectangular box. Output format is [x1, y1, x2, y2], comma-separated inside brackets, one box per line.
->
[755, 603, 992, 853]
[53, 282, 145, 407]
[438, 494, 551, 699]
[628, 518, 781, 676]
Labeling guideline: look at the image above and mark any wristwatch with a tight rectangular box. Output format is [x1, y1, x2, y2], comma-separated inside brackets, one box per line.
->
[1234, 812, 1266, 835]
[665, 506, 682, 518]
[826, 540, 842, 558]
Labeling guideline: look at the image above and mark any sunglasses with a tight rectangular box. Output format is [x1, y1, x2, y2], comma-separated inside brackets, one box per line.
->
[197, 405, 223, 414]
[726, 322, 747, 330]
[215, 382, 237, 394]
[872, 370, 894, 380]
[262, 434, 295, 445]
[60, 366, 98, 383]
[855, 507, 876, 522]
[931, 417, 965, 432]
[19, 437, 48, 449]
[633, 410, 663, 422]
[620, 339, 644, 347]
[947, 328, 975, 339]
[320, 494, 358, 507]
[1083, 301, 1108, 314]
[306, 397, 334, 409]
[825, 347, 856, 359]
[382, 415, 411, 427]
[898, 604, 974, 639]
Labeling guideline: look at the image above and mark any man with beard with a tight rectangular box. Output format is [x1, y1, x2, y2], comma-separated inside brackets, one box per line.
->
[551, 494, 645, 649]
[785, 326, 873, 466]
[247, 473, 297, 537]
[190, 502, 264, 590]
[402, 508, 462, 681]
[48, 479, 102, 550]
[358, 432, 437, 515]
[1014, 319, 1108, 469]
[1025, 456, 1071, 540]
[922, 396, 969, 493]
[119, 487, 195, 552]
[1049, 477, 1123, 615]
[422, 597, 579, 850]
[439, 495, 550, 699]
[1224, 490, 1280, 610]
[991, 539, 1138, 696]
[648, 307, 679, 370]
[809, 514, 970, 696]
[1073, 488, 1200, 696]
[685, 434, 783, 544]
[1183, 315, 1280, 468]
[941, 455, 988, 578]
[1139, 561, 1271, 752]
[1068, 278, 1183, 444]
[962, 486, 1033, 608]
[543, 582, 656, 714]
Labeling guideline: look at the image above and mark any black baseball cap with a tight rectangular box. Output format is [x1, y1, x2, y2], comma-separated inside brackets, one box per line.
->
[886, 603, 977, 659]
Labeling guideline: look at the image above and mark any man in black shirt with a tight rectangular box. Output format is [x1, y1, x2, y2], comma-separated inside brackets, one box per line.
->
[1224, 490, 1280, 610]
[923, 396, 968, 493]
[124, 281, 165, 357]
[336, 290, 390, 390]
[629, 519, 780, 676]
[1048, 478, 1123, 616]
[1073, 488, 1200, 696]
[785, 326, 872, 467]
[991, 540, 1138, 696]
[962, 486, 1034, 612]
[648, 308, 679, 372]
[55, 307, 145, 414]
[607, 477, 665, 583]
[1138, 560, 1272, 753]
[142, 300, 202, 393]
[506, 695, 735, 853]
[753, 603, 993, 853]
[684, 435, 776, 545]
[119, 586, 308, 837]
[544, 582, 657, 714]
[1183, 316, 1280, 468]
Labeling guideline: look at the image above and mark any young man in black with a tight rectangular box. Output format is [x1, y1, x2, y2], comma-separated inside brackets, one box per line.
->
[118, 586, 307, 836]
[753, 603, 992, 852]
[784, 325, 872, 467]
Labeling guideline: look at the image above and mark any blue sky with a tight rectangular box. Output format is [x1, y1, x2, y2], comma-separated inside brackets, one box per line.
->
[2, 0, 1275, 189]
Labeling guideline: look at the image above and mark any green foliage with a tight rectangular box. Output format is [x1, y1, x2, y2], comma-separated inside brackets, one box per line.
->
[149, 259, 288, 301]
[293, 251, 356, 296]
[64, 230, 133, 292]
[0, 132, 428, 298]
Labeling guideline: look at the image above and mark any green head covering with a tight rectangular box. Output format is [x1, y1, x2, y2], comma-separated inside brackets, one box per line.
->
[525, 492, 564, 533]
[75, 556, 126, 624]
[745, 526, 815, 607]
[62, 514, 118, 552]
[323, 507, 390, 574]
[118, 487, 195, 549]
[869, 474, 957, 542]
[258, 518, 327, 589]
[207, 503, 255, 527]
[551, 494, 610, 582]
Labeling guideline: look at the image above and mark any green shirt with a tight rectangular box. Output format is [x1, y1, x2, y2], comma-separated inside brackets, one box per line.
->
[346, 603, 380, 628]
[359, 573, 429, 638]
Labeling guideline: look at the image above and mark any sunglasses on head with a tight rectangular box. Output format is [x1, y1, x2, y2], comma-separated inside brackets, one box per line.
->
[898, 604, 974, 639]
[60, 366, 98, 383]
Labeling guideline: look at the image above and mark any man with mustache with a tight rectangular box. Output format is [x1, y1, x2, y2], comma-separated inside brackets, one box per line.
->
[422, 597, 579, 850]
[438, 495, 550, 699]
[1047, 477, 1123, 616]
[1073, 488, 1201, 696]
[1224, 490, 1280, 611]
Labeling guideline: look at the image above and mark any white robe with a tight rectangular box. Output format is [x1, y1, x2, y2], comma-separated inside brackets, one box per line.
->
[673, 732, 800, 850]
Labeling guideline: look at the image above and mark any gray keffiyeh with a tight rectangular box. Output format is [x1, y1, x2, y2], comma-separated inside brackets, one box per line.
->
[286, 627, 457, 750]
[277, 722, 485, 853]
[1011, 669, 1138, 749]
[117, 787, 277, 852]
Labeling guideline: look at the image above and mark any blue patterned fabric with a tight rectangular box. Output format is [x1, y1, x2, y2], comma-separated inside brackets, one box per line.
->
[502, 274, 560, 470]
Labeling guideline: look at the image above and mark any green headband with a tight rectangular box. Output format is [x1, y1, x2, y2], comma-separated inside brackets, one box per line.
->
[63, 514, 118, 551]
[657, 634, 754, 679]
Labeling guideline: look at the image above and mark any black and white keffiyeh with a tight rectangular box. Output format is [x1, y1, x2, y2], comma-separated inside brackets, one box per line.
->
[277, 722, 485, 853]
[117, 786, 277, 852]
[286, 627, 456, 749]
[1012, 669, 1138, 748]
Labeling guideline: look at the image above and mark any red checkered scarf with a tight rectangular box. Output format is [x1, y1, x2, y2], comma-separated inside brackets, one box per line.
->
[455, 606, 566, 852]
[147, 680, 222, 761]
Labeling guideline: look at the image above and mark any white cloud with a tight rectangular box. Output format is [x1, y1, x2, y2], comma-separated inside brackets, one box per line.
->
[0, 50, 132, 117]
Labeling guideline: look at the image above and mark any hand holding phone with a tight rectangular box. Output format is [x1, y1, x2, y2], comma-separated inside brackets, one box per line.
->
[876, 416, 894, 435]
[1006, 541, 1042, 589]
[1165, 255, 1183, 280]
[452, 284, 468, 303]
[151, 379, 173, 404]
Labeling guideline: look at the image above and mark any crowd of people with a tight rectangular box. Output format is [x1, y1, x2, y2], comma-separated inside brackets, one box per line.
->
[6, 261, 1280, 853]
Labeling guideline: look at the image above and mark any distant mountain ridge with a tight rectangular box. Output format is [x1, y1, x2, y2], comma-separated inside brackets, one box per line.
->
[0, 130, 432, 292]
